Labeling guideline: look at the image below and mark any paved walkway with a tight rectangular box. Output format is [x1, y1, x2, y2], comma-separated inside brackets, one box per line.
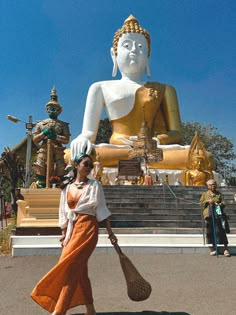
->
[0, 252, 235, 315]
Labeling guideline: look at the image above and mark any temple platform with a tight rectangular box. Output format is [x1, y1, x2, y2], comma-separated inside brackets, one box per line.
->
[12, 185, 236, 256]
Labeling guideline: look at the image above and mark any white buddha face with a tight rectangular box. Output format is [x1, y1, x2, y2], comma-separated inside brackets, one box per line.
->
[116, 33, 149, 75]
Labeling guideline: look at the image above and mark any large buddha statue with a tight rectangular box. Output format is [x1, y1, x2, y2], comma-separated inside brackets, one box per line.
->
[70, 16, 188, 169]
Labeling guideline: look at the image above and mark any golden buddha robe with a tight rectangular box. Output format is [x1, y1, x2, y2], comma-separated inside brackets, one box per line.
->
[109, 82, 181, 145]
[94, 82, 190, 169]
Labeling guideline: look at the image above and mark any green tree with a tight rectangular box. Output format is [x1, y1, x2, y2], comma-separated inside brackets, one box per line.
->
[0, 147, 25, 213]
[181, 122, 236, 180]
[96, 118, 112, 144]
[0, 178, 11, 202]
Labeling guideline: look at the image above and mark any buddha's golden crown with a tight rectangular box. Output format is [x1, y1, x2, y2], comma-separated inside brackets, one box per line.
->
[113, 15, 151, 56]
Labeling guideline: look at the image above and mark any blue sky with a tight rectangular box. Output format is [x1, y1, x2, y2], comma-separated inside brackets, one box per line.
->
[0, 0, 235, 154]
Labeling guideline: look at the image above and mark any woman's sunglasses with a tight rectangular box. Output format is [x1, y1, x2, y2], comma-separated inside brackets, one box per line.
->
[83, 161, 94, 169]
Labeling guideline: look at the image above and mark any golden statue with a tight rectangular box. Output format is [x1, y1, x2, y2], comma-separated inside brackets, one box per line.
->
[33, 87, 71, 188]
[137, 170, 145, 185]
[93, 153, 103, 181]
[70, 15, 188, 169]
[185, 133, 213, 186]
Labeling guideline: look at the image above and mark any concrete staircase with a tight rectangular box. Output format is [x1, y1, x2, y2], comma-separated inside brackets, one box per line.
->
[11, 185, 236, 256]
[102, 185, 236, 233]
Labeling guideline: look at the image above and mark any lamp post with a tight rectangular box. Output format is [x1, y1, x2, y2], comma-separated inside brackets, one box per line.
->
[0, 168, 6, 227]
[7, 115, 35, 188]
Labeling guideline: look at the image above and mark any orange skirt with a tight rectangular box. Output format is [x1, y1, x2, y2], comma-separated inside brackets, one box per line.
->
[31, 214, 98, 314]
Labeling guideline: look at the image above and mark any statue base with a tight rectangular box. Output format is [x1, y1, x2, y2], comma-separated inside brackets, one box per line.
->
[65, 143, 214, 170]
[93, 144, 192, 169]
[16, 188, 61, 227]
[102, 168, 221, 186]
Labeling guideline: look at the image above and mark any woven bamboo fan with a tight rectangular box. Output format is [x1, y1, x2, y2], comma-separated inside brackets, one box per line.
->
[114, 243, 152, 301]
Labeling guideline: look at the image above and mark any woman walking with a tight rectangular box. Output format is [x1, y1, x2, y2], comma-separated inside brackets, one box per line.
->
[31, 153, 118, 315]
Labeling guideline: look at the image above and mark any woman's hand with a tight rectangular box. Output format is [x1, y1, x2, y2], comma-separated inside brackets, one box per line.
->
[60, 228, 67, 247]
[105, 217, 118, 245]
[108, 232, 118, 245]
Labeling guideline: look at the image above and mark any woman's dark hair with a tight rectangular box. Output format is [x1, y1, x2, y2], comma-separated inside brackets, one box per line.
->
[60, 153, 93, 190]
[74, 153, 92, 165]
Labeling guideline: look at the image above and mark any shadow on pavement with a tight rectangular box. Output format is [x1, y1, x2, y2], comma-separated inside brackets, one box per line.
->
[71, 311, 191, 315]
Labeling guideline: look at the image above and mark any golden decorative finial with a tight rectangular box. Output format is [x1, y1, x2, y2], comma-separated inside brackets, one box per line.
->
[51, 86, 58, 102]
[45, 86, 63, 114]
[113, 15, 151, 56]
[138, 105, 150, 140]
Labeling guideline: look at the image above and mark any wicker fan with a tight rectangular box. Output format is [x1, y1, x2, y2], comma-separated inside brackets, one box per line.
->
[114, 244, 152, 301]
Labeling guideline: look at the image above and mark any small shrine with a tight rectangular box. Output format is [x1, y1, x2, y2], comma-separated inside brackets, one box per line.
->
[128, 106, 163, 166]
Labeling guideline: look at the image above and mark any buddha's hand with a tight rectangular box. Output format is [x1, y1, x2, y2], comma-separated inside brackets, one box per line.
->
[70, 135, 93, 160]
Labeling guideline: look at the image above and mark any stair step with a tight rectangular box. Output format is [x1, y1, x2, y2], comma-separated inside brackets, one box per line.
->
[111, 214, 201, 221]
[100, 227, 205, 234]
[110, 221, 203, 228]
[11, 233, 236, 256]
[107, 204, 200, 209]
[109, 208, 201, 214]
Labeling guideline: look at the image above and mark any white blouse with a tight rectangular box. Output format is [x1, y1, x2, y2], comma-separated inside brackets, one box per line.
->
[59, 179, 111, 245]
